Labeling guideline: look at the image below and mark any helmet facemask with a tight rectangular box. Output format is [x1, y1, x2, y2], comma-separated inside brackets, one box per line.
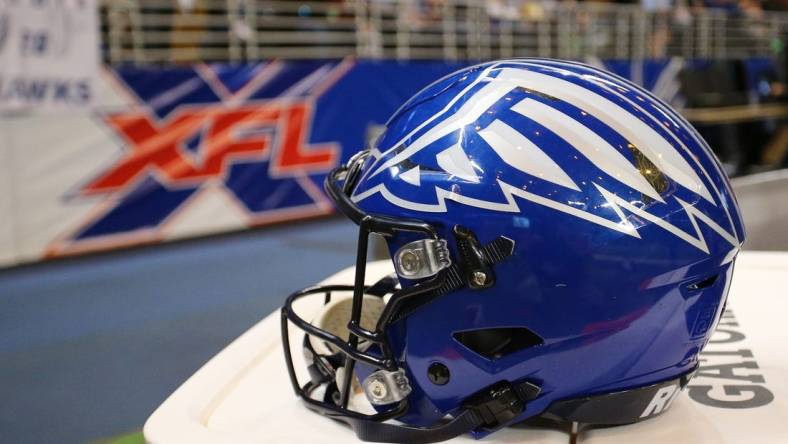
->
[281, 150, 531, 442]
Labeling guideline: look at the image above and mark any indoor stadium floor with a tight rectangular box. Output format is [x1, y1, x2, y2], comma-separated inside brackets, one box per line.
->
[0, 217, 357, 444]
[2, 171, 788, 444]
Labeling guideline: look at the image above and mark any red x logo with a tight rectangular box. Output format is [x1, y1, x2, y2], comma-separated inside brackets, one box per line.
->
[83, 101, 338, 194]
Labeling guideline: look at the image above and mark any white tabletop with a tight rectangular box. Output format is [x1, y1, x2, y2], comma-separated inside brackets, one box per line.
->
[144, 251, 788, 444]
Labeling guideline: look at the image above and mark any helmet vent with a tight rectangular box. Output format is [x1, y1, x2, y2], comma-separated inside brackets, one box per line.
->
[453, 327, 544, 360]
[687, 274, 719, 291]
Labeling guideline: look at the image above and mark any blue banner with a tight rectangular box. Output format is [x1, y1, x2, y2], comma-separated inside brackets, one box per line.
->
[71, 60, 464, 243]
[44, 58, 774, 256]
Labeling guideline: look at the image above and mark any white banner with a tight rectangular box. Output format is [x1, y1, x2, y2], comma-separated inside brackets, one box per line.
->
[0, 0, 98, 111]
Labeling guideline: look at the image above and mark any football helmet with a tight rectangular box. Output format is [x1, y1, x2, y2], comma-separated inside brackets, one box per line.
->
[281, 59, 745, 443]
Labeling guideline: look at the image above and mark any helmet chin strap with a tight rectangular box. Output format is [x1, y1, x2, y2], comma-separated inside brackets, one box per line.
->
[324, 379, 542, 444]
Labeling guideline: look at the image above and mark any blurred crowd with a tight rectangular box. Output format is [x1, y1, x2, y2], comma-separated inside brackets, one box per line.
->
[168, 0, 788, 18]
[159, 0, 788, 172]
[481, 0, 788, 19]
[105, 0, 788, 62]
[100, 0, 788, 172]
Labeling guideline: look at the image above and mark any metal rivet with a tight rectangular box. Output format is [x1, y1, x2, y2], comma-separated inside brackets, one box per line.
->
[399, 250, 420, 273]
[428, 362, 450, 385]
[472, 271, 487, 286]
[368, 379, 388, 400]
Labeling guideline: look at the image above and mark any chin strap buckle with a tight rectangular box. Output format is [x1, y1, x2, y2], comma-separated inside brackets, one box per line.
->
[466, 380, 541, 429]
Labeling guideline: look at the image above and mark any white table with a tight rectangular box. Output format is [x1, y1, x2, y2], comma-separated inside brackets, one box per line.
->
[144, 251, 788, 444]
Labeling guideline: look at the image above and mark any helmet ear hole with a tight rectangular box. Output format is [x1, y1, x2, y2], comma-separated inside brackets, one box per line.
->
[685, 274, 719, 291]
[453, 327, 544, 360]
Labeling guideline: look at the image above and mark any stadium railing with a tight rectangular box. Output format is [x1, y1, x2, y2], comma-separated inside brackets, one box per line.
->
[100, 0, 788, 64]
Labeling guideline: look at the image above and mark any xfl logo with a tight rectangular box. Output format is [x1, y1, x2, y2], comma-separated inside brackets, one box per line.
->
[50, 61, 352, 256]
[82, 101, 337, 194]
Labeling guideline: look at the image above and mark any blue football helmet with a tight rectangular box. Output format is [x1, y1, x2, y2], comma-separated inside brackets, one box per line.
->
[281, 59, 745, 443]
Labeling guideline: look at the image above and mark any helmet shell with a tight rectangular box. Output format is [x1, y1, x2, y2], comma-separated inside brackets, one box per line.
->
[350, 59, 744, 430]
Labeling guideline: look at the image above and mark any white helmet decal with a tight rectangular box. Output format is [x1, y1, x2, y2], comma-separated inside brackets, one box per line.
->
[353, 61, 740, 255]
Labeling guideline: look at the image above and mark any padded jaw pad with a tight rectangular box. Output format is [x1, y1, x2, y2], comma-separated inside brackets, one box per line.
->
[309, 295, 386, 356]
[307, 295, 387, 407]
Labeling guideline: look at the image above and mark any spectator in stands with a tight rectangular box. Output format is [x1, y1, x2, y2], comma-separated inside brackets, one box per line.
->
[642, 0, 672, 58]
[486, 0, 520, 21]
[171, 0, 208, 63]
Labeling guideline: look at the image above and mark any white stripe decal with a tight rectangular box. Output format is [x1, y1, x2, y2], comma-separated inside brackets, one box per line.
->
[525, 59, 737, 242]
[503, 181, 641, 237]
[479, 119, 580, 191]
[352, 180, 641, 237]
[352, 60, 740, 254]
[352, 179, 738, 253]
[507, 60, 730, 211]
[496, 67, 715, 204]
[511, 98, 663, 202]
[376, 64, 500, 158]
[351, 181, 518, 213]
[436, 143, 480, 183]
[399, 165, 421, 186]
[369, 80, 513, 178]
[594, 185, 738, 253]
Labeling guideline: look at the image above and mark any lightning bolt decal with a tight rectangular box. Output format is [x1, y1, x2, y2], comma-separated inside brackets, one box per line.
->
[353, 180, 739, 254]
[593, 184, 739, 254]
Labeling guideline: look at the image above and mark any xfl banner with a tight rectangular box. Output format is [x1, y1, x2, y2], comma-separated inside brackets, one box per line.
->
[0, 58, 771, 266]
[0, 60, 464, 265]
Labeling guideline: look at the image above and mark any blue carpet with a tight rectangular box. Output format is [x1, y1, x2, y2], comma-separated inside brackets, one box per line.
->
[0, 218, 357, 444]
